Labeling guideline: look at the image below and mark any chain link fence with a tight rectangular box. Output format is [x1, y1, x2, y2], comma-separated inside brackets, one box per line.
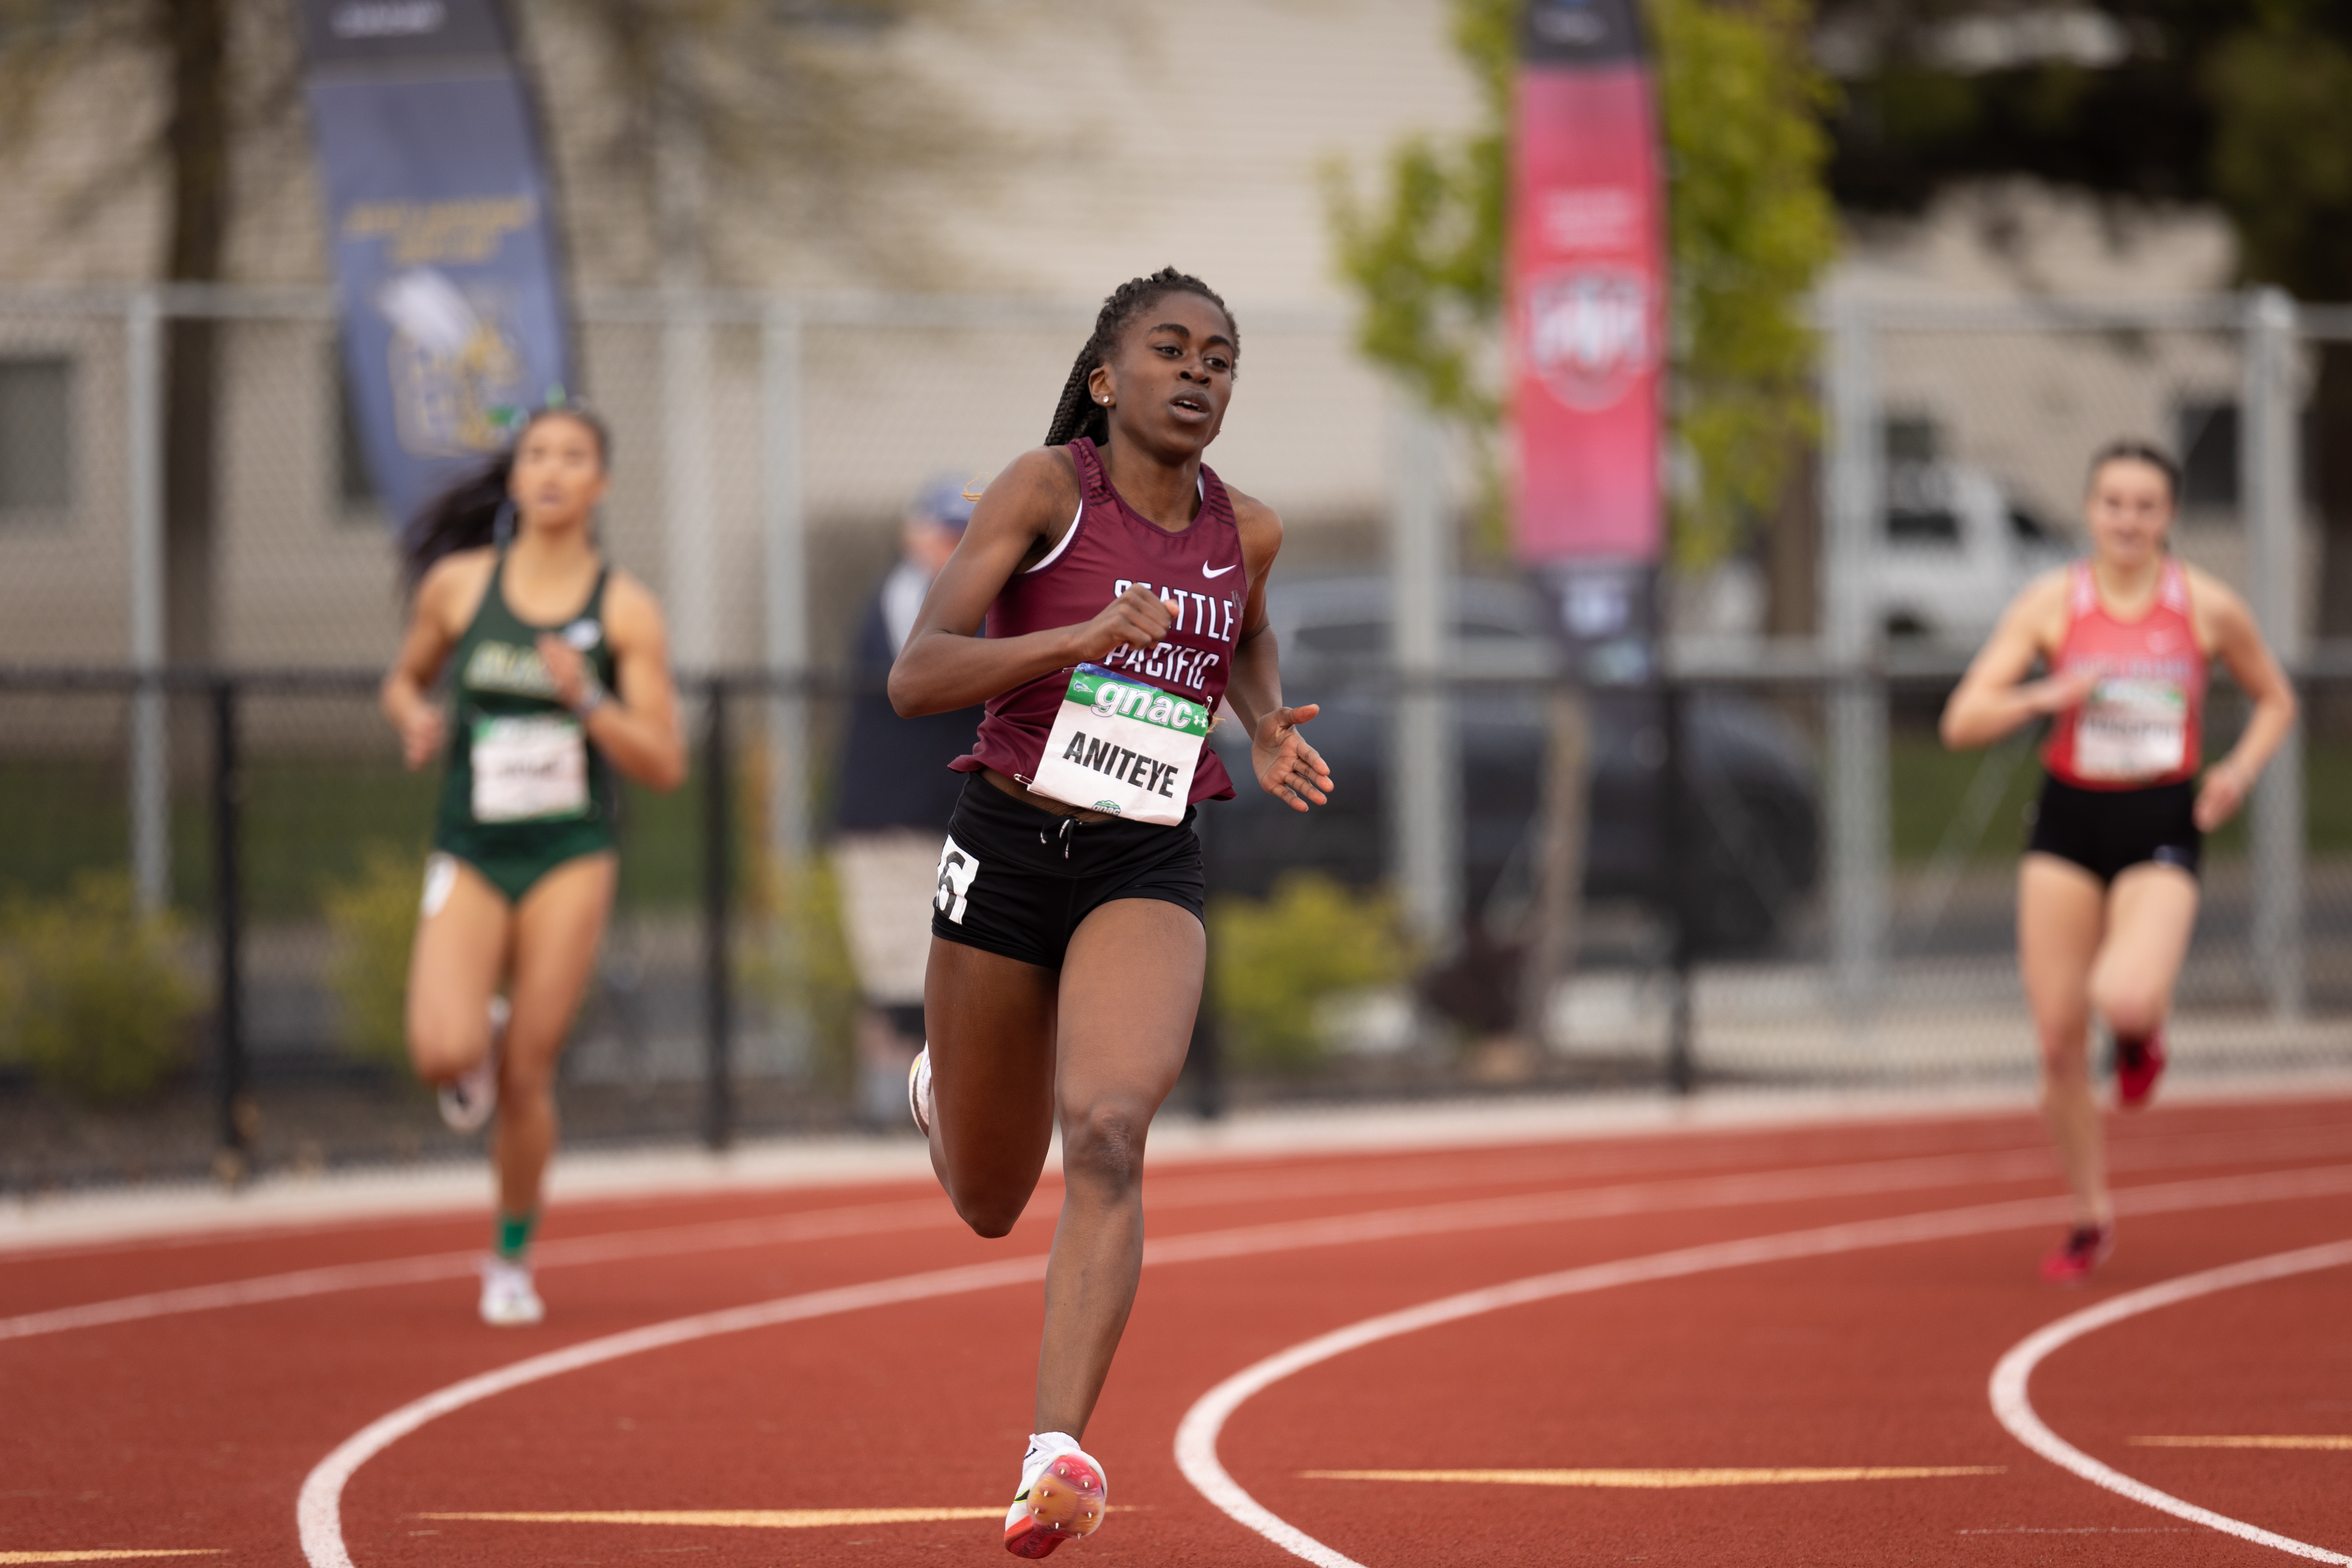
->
[2, 286, 2348, 1191]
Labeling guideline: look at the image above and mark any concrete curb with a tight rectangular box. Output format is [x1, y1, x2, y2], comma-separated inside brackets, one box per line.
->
[6, 1068, 2348, 1256]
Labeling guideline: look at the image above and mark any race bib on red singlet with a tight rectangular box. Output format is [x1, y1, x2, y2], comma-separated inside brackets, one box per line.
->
[1027, 664, 1208, 826]
[2074, 678, 2187, 781]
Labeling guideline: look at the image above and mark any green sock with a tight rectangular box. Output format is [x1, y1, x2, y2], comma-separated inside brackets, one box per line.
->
[495, 1210, 539, 1261]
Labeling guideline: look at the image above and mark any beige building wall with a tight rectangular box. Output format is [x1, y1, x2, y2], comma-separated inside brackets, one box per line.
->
[0, 0, 1482, 671]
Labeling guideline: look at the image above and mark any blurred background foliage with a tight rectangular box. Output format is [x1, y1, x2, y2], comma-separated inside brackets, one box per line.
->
[322, 842, 426, 1069]
[742, 851, 861, 1097]
[0, 871, 196, 1103]
[1211, 873, 1416, 1071]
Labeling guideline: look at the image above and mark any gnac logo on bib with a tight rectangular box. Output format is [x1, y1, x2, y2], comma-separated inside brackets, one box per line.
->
[1525, 269, 1654, 412]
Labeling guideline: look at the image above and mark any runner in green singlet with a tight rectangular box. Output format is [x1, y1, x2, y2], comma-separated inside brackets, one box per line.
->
[380, 404, 686, 1326]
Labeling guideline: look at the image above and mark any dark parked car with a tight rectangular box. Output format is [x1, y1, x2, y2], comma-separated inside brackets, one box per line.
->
[1201, 575, 1819, 954]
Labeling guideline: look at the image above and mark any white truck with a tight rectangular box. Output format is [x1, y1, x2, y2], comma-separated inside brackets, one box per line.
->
[1876, 461, 2076, 643]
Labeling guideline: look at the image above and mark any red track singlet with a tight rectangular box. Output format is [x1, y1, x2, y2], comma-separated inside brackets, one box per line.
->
[2042, 558, 2207, 790]
[951, 440, 1243, 804]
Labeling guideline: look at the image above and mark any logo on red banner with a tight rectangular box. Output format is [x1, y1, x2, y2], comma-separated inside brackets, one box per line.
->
[1525, 267, 1654, 412]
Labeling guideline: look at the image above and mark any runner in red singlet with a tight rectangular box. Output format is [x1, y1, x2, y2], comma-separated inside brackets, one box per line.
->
[888, 269, 1331, 1556]
[1942, 441, 2295, 1282]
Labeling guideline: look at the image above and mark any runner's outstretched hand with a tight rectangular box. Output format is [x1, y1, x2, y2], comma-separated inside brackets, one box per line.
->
[1251, 703, 1331, 812]
[536, 633, 593, 709]
[2031, 668, 2101, 714]
[393, 698, 445, 772]
[2194, 760, 2251, 832]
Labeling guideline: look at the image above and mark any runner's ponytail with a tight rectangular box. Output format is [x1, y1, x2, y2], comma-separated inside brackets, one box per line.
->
[1044, 267, 1238, 449]
[399, 404, 612, 590]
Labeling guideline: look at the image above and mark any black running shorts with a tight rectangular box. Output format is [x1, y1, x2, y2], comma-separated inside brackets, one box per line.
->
[2026, 773, 2202, 885]
[929, 773, 1207, 970]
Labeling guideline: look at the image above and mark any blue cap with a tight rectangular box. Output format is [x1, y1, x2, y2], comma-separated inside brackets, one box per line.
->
[913, 475, 978, 530]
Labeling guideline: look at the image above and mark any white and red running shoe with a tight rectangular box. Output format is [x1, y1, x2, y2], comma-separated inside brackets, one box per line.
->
[908, 1045, 934, 1139]
[1003, 1433, 1106, 1559]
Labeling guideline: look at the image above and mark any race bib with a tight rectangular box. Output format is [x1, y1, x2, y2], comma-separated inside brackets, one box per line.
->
[2075, 678, 2187, 781]
[472, 714, 591, 823]
[1028, 664, 1209, 826]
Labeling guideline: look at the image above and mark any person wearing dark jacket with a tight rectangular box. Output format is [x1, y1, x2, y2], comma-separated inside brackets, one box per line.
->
[834, 477, 983, 1121]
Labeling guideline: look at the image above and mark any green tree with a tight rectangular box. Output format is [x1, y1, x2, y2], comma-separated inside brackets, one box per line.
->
[1326, 0, 1840, 570]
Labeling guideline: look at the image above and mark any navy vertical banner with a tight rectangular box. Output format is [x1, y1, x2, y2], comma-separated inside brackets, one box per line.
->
[297, 0, 573, 533]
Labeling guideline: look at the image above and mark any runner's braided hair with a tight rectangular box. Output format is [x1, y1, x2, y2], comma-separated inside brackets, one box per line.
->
[1044, 267, 1237, 448]
[399, 404, 612, 590]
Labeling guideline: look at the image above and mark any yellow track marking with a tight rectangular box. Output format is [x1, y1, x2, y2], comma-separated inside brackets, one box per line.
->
[1301, 1467, 2005, 1489]
[0, 1555, 223, 1564]
[2130, 1436, 2352, 1451]
[417, 1508, 1004, 1528]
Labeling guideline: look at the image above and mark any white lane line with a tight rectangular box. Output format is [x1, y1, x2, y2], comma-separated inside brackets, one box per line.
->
[296, 1255, 1049, 1568]
[0, 1197, 949, 1344]
[1989, 1240, 2352, 1565]
[17, 1123, 2344, 1344]
[287, 1154, 2115, 1568]
[1172, 1165, 2352, 1568]
[4, 1145, 2054, 1344]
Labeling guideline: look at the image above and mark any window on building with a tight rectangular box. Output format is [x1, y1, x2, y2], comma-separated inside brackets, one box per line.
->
[0, 357, 74, 515]
[1884, 435, 1957, 545]
[332, 349, 380, 516]
[2174, 401, 2238, 509]
[1883, 414, 1941, 467]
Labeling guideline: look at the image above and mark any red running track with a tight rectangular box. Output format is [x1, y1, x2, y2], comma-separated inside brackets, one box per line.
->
[3, 1094, 2349, 1566]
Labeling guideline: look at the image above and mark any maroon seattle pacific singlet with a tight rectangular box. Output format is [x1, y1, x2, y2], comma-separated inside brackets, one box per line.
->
[952, 439, 1242, 805]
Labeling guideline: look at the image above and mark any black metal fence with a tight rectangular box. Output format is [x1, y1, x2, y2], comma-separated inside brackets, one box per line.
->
[3, 664, 2348, 1193]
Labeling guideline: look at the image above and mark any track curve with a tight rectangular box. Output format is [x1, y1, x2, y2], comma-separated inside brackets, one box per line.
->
[1988, 1239, 2352, 1564]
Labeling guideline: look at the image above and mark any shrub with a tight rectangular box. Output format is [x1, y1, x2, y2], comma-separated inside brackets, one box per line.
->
[322, 842, 426, 1067]
[2, 871, 197, 1102]
[743, 852, 862, 1095]
[1211, 873, 1415, 1071]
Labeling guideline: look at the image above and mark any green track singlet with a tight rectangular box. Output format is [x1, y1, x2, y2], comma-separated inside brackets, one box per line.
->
[431, 552, 619, 903]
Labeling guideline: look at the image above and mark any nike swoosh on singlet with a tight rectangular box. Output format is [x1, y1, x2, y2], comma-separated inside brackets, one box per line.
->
[1203, 563, 1237, 579]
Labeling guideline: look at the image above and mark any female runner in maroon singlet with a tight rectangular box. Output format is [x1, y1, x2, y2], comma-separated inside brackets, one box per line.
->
[889, 269, 1331, 1557]
[1943, 441, 2295, 1282]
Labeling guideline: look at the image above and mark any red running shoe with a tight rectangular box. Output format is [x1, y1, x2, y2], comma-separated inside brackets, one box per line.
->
[2116, 1028, 2167, 1109]
[2040, 1222, 2114, 1283]
[1004, 1441, 1106, 1559]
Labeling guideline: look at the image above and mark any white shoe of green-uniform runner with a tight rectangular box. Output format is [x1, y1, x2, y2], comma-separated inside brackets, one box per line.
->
[477, 1253, 544, 1326]
[438, 995, 509, 1133]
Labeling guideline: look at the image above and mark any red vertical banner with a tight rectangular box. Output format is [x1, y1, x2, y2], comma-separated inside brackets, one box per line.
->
[1509, 0, 1666, 567]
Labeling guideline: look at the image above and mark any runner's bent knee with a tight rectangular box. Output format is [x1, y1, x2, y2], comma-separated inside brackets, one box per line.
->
[407, 1000, 488, 1081]
[945, 1176, 1030, 1239]
[2037, 1028, 2092, 1085]
[2089, 975, 2166, 1039]
[1061, 1099, 1148, 1198]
